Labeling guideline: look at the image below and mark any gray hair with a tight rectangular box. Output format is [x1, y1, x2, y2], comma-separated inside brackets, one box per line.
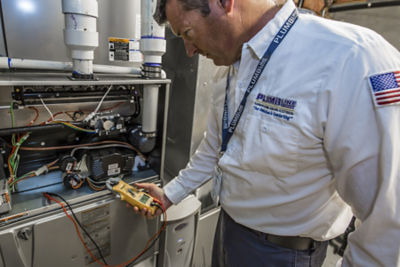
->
[153, 0, 211, 24]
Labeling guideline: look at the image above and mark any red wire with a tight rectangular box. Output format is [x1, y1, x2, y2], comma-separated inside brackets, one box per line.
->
[43, 193, 107, 266]
[46, 111, 75, 123]
[117, 198, 167, 267]
[43, 193, 167, 267]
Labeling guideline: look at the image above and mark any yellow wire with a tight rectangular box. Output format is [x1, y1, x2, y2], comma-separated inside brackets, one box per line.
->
[51, 121, 95, 133]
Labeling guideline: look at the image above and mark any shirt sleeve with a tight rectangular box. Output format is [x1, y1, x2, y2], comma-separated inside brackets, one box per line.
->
[163, 86, 222, 204]
[323, 37, 400, 266]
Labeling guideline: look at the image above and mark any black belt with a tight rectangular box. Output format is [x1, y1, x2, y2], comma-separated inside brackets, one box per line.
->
[222, 210, 315, 251]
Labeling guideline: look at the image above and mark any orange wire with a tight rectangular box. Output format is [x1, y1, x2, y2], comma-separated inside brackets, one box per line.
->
[86, 178, 105, 191]
[47, 159, 60, 168]
[0, 212, 27, 222]
[9, 173, 35, 185]
[71, 178, 84, 189]
[43, 193, 167, 267]
[116, 199, 167, 267]
[27, 106, 39, 126]
[8, 159, 59, 185]
[7, 150, 15, 183]
[44, 101, 125, 124]
[98, 101, 124, 112]
[80, 101, 125, 114]
[43, 193, 108, 266]
[17, 140, 146, 161]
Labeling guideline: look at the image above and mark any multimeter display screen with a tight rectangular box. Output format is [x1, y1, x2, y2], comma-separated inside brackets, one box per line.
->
[140, 194, 150, 203]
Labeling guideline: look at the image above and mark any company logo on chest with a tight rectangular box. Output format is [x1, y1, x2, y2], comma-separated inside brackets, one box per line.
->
[253, 93, 297, 121]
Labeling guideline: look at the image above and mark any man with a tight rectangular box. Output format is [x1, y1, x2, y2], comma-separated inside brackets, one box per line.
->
[134, 0, 400, 266]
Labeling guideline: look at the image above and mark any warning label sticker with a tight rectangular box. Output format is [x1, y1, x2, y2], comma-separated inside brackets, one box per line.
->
[108, 37, 142, 62]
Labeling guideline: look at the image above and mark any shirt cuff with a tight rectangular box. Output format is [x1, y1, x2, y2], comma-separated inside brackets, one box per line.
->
[163, 178, 190, 204]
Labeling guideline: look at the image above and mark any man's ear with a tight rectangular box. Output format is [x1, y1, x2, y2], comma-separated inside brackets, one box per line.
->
[219, 0, 234, 13]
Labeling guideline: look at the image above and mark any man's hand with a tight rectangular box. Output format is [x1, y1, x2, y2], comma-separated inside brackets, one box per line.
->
[129, 183, 173, 219]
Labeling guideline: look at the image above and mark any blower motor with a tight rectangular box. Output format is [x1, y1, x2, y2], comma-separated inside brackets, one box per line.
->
[86, 148, 135, 182]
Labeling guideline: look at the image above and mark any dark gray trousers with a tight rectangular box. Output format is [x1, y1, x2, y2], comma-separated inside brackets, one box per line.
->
[212, 209, 328, 267]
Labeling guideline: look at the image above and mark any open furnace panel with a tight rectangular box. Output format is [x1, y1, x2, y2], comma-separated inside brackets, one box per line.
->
[0, 73, 169, 267]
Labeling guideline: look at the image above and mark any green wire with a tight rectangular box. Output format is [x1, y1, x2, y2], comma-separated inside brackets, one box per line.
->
[8, 101, 34, 189]
[9, 133, 30, 182]
[10, 101, 16, 146]
[9, 171, 35, 188]
[13, 155, 20, 178]
[9, 101, 14, 128]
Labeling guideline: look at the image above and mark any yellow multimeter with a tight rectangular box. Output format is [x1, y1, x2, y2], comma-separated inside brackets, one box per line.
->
[111, 180, 157, 215]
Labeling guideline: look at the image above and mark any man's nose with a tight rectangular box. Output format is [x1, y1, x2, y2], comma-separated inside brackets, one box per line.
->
[183, 40, 198, 57]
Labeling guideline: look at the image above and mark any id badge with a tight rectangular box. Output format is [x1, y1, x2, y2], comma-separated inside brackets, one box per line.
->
[211, 165, 223, 205]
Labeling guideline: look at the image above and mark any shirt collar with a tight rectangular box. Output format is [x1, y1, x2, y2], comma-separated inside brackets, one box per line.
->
[246, 0, 297, 60]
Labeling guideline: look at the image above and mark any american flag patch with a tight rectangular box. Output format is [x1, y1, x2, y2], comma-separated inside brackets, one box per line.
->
[369, 71, 400, 106]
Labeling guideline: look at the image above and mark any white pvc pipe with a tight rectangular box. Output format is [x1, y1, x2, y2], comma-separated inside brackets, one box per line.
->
[142, 84, 159, 133]
[8, 58, 72, 70]
[62, 0, 98, 75]
[0, 57, 141, 75]
[0, 57, 8, 69]
[140, 0, 166, 65]
[93, 64, 141, 75]
[139, 0, 164, 130]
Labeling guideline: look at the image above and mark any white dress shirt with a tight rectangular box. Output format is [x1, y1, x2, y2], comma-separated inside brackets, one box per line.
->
[164, 1, 400, 266]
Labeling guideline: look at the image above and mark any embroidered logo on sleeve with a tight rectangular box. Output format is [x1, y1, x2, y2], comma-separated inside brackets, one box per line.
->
[369, 71, 400, 107]
[253, 93, 297, 121]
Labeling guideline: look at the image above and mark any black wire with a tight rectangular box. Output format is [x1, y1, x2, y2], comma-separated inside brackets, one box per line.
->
[44, 192, 109, 266]
[45, 192, 165, 267]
